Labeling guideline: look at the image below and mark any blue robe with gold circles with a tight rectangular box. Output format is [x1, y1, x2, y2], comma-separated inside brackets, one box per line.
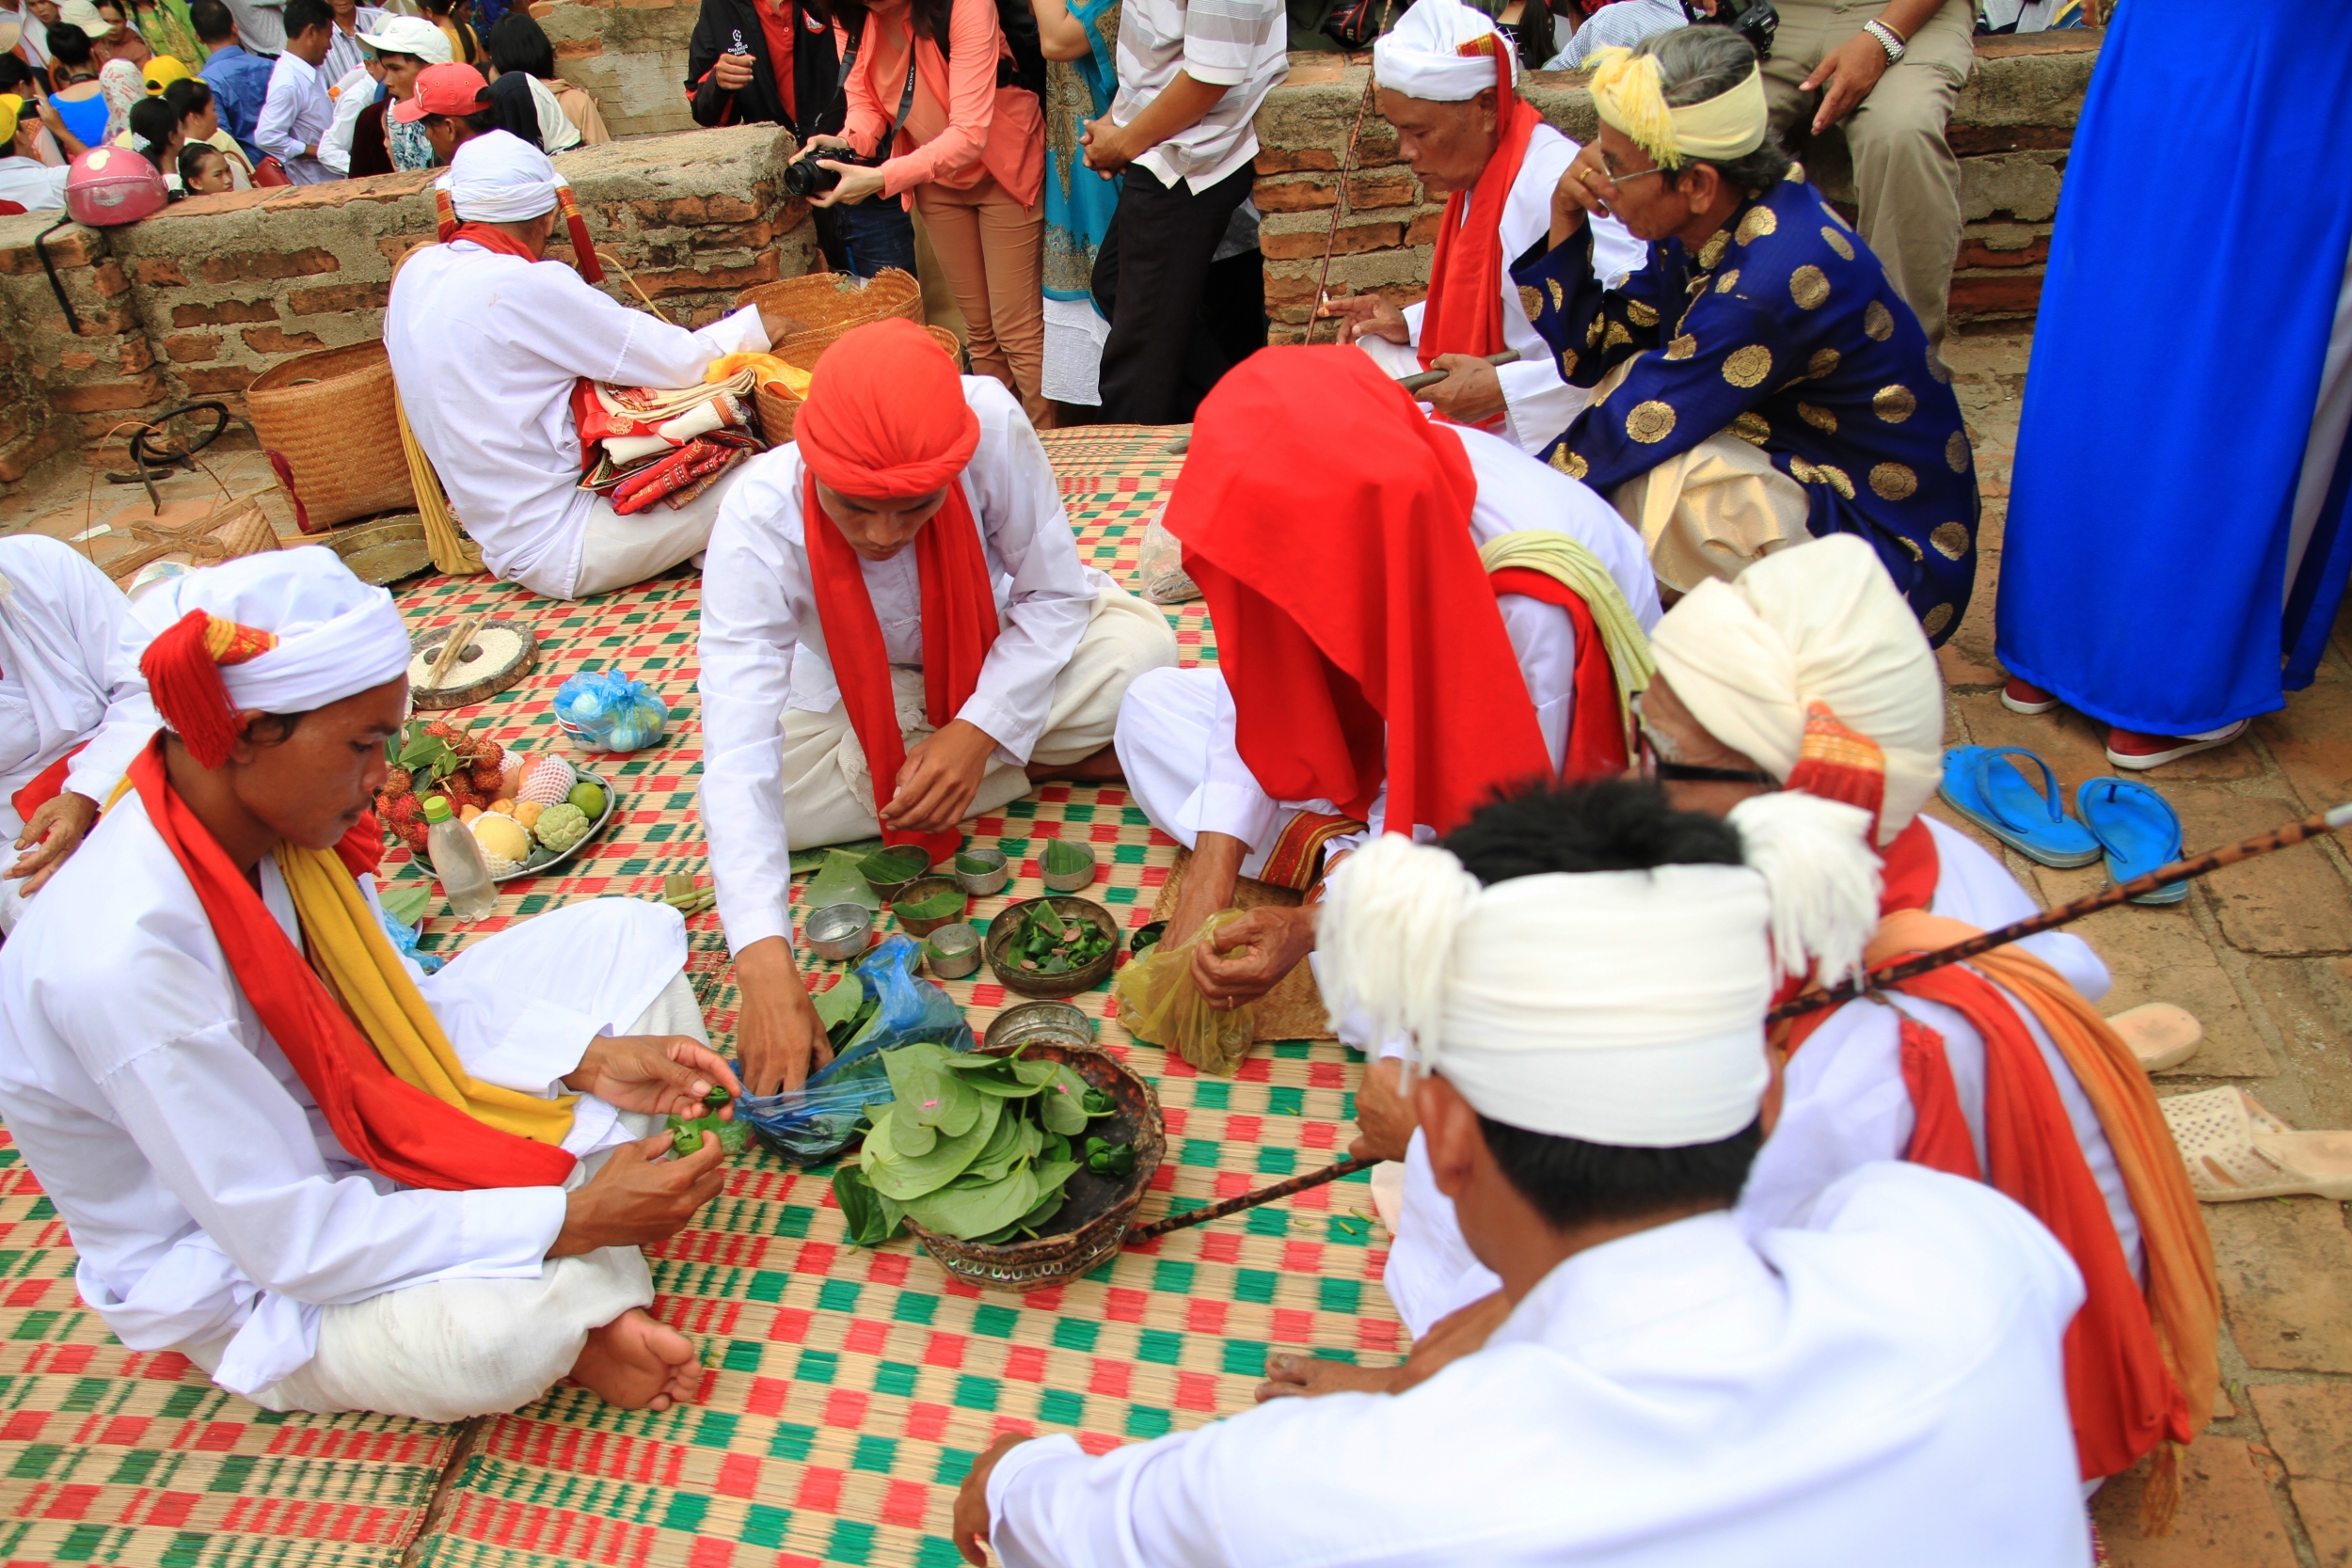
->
[1515, 166, 1979, 644]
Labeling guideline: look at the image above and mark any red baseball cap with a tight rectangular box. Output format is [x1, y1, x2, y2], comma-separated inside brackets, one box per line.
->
[391, 62, 489, 123]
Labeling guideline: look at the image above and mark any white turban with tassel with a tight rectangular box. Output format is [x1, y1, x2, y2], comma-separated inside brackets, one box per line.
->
[1317, 792, 1881, 1147]
[1372, 0, 1515, 103]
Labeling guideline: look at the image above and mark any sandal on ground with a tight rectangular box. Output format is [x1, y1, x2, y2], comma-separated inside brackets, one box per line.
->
[2075, 776, 2188, 904]
[2106, 1002, 2202, 1072]
[1937, 745, 2104, 868]
[2161, 1086, 2352, 1202]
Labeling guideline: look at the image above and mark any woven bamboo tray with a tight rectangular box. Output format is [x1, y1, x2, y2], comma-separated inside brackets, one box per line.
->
[753, 324, 965, 447]
[246, 341, 416, 531]
[736, 268, 923, 362]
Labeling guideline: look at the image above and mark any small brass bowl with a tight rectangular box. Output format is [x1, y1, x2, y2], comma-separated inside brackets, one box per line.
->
[804, 901, 875, 962]
[926, 922, 982, 979]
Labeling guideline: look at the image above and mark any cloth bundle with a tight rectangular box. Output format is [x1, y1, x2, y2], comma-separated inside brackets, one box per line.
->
[572, 369, 759, 469]
[604, 431, 759, 515]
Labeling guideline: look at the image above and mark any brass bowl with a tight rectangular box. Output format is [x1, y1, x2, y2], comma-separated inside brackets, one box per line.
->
[892, 877, 968, 938]
[325, 512, 433, 586]
[982, 896, 1120, 999]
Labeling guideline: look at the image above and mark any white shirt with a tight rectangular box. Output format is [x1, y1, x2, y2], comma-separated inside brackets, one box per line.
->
[0, 534, 157, 814]
[988, 1162, 2093, 1568]
[0, 802, 686, 1397]
[383, 241, 769, 592]
[0, 155, 70, 212]
[255, 50, 336, 183]
[698, 378, 1108, 955]
[1186, 424, 1659, 855]
[1109, 0, 1287, 193]
[1393, 121, 1649, 455]
[317, 61, 378, 175]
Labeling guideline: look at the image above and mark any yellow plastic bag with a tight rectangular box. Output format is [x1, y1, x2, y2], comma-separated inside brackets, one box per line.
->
[1113, 911, 1256, 1078]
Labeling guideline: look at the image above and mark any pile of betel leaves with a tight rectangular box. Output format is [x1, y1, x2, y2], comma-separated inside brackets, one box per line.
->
[1005, 899, 1115, 977]
[834, 1041, 1136, 1245]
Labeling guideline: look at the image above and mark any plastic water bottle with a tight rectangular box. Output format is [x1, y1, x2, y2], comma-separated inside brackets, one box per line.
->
[421, 795, 498, 922]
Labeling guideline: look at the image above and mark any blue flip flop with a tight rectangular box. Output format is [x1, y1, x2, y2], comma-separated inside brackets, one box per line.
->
[2076, 776, 2189, 904]
[1937, 745, 2104, 867]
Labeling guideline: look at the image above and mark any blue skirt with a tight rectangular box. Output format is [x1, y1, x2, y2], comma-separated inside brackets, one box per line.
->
[1994, 0, 2352, 734]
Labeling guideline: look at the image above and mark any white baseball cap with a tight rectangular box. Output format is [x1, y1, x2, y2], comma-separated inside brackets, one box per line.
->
[358, 13, 453, 64]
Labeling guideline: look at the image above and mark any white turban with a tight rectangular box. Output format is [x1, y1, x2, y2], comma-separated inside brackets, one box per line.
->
[1651, 535, 1944, 846]
[1318, 793, 1880, 1147]
[438, 129, 564, 223]
[135, 546, 411, 720]
[1373, 0, 1514, 103]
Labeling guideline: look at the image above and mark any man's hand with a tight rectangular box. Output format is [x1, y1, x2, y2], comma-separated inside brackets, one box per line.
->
[733, 936, 834, 1096]
[1079, 112, 1129, 176]
[6, 791, 96, 896]
[1348, 1055, 1416, 1163]
[712, 50, 755, 90]
[953, 1433, 1028, 1565]
[548, 1131, 727, 1256]
[1802, 33, 1891, 134]
[1396, 1289, 1512, 1386]
[1192, 904, 1316, 1011]
[883, 719, 996, 835]
[1549, 143, 1612, 247]
[563, 1034, 742, 1117]
[1421, 354, 1506, 424]
[1164, 831, 1247, 949]
[1317, 292, 1411, 345]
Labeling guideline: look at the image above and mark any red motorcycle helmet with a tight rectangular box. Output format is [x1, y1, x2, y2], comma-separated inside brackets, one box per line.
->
[65, 145, 168, 228]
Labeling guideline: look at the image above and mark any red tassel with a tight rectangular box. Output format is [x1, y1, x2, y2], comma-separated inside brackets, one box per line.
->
[558, 187, 604, 284]
[262, 449, 312, 534]
[434, 186, 456, 244]
[140, 610, 248, 769]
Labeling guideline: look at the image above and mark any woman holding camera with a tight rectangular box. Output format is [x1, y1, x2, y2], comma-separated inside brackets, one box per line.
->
[806, 0, 1049, 425]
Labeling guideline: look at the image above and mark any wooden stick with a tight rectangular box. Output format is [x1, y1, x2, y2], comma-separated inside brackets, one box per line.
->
[1127, 1155, 1379, 1242]
[1772, 800, 2352, 1023]
[424, 611, 487, 689]
[1306, 7, 1399, 347]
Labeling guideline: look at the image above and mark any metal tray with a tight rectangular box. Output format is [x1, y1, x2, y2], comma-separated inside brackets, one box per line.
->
[490, 765, 620, 882]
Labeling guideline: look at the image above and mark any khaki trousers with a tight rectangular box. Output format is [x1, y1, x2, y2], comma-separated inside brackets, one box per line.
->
[914, 175, 1050, 427]
[1610, 434, 1813, 594]
[779, 586, 1177, 849]
[1761, 0, 1976, 344]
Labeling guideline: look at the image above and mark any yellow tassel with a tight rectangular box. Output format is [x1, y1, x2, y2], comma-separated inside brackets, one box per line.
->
[394, 392, 485, 578]
[2138, 1440, 2184, 1538]
[1586, 46, 1682, 170]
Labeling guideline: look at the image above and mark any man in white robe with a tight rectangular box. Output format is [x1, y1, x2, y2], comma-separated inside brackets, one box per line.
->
[699, 319, 1177, 1096]
[0, 534, 160, 932]
[0, 548, 742, 1422]
[1115, 345, 1656, 1008]
[955, 780, 2093, 1568]
[1317, 0, 1645, 454]
[385, 131, 793, 600]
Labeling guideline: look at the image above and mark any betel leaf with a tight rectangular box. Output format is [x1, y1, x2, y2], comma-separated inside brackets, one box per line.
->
[811, 975, 866, 1033]
[901, 1162, 1041, 1240]
[1084, 1136, 1136, 1177]
[1027, 1156, 1081, 1207]
[804, 847, 882, 912]
[1081, 1086, 1114, 1118]
[833, 1166, 905, 1247]
[888, 1105, 939, 1157]
[942, 1052, 1018, 1071]
[1029, 898, 1068, 942]
[378, 881, 433, 927]
[954, 852, 996, 875]
[859, 846, 930, 885]
[1039, 1064, 1093, 1136]
[862, 1095, 1003, 1201]
[794, 837, 882, 876]
[961, 1098, 1031, 1184]
[966, 1074, 1044, 1100]
[882, 1042, 981, 1136]
[895, 887, 966, 923]
[1041, 837, 1093, 878]
[1011, 1057, 1060, 1086]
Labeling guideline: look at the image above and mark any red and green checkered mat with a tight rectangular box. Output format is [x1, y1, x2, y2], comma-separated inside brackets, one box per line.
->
[0, 427, 1397, 1568]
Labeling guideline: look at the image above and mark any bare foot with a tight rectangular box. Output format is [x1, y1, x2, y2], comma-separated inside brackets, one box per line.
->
[1254, 1352, 1406, 1402]
[1025, 744, 1124, 784]
[567, 1308, 699, 1410]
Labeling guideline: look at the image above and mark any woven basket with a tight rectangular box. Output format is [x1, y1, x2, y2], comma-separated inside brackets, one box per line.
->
[103, 499, 280, 590]
[752, 324, 966, 447]
[737, 268, 924, 365]
[245, 341, 416, 532]
[901, 1040, 1165, 1292]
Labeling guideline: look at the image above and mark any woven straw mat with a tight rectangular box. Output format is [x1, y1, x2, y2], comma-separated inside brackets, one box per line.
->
[0, 424, 1396, 1568]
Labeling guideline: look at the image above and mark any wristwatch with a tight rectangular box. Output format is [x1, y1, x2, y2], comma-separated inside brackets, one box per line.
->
[1862, 16, 1906, 59]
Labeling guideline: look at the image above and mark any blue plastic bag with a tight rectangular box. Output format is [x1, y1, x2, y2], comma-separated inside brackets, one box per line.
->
[376, 903, 445, 974]
[736, 936, 976, 1164]
[552, 670, 669, 752]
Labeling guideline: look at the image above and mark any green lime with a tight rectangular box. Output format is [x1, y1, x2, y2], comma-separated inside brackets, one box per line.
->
[567, 781, 607, 818]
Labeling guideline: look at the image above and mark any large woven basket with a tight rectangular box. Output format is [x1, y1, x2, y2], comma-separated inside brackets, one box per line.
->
[245, 341, 416, 532]
[737, 268, 924, 364]
[752, 324, 965, 447]
[900, 1039, 1165, 1292]
[103, 499, 280, 590]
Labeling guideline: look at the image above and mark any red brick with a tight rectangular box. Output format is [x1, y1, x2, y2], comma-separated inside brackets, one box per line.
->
[58, 350, 98, 372]
[1253, 147, 1343, 174]
[0, 427, 66, 485]
[630, 253, 782, 298]
[1947, 271, 2042, 317]
[2247, 1385, 2352, 1564]
[117, 338, 153, 374]
[181, 365, 260, 395]
[133, 257, 189, 287]
[286, 282, 390, 315]
[192, 247, 340, 284]
[89, 261, 130, 299]
[169, 298, 279, 328]
[375, 234, 438, 265]
[633, 193, 761, 227]
[1954, 233, 2050, 270]
[554, 34, 602, 55]
[48, 374, 166, 414]
[0, 227, 97, 274]
[1405, 210, 1441, 245]
[1344, 171, 1422, 209]
[162, 333, 224, 363]
[1255, 176, 1338, 214]
[1260, 219, 1404, 261]
[164, 187, 277, 218]
[240, 325, 328, 356]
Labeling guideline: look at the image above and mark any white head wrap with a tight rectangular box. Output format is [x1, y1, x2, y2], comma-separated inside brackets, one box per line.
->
[1373, 0, 1514, 103]
[437, 129, 564, 223]
[134, 546, 411, 716]
[1317, 792, 1880, 1147]
[1650, 535, 1944, 847]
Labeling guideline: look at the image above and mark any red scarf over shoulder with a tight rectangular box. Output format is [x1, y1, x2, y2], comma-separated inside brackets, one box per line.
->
[1414, 38, 1536, 431]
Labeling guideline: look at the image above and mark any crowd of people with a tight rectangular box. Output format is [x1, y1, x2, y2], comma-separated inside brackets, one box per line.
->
[0, 0, 2321, 1561]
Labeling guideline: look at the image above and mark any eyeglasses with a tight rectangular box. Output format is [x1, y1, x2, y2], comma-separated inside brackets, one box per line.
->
[1630, 694, 1779, 786]
[1601, 163, 1673, 186]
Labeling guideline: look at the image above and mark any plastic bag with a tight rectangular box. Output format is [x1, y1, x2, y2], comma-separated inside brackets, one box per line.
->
[552, 670, 669, 752]
[735, 935, 977, 1164]
[1111, 910, 1254, 1077]
[1136, 507, 1201, 606]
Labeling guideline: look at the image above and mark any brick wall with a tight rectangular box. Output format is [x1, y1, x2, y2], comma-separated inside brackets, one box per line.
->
[0, 124, 816, 495]
[1253, 29, 2097, 342]
[534, 0, 700, 141]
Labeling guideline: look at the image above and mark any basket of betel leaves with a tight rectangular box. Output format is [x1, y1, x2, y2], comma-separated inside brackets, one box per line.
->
[830, 1037, 1165, 1291]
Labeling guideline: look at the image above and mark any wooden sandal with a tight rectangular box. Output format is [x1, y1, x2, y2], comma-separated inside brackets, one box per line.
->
[2107, 1003, 2202, 1073]
[2161, 1086, 2352, 1202]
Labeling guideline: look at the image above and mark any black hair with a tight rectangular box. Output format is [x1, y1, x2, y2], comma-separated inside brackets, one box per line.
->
[178, 138, 226, 184]
[281, 0, 333, 39]
[485, 12, 554, 79]
[824, 0, 951, 54]
[127, 93, 176, 166]
[47, 24, 94, 71]
[423, 108, 497, 141]
[1438, 778, 1764, 1230]
[164, 73, 212, 120]
[0, 54, 38, 95]
[416, 0, 478, 61]
[189, 0, 236, 42]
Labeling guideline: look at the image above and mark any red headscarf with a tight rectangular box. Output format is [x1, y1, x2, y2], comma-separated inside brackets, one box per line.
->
[1167, 348, 1554, 839]
[1413, 38, 1537, 422]
[796, 319, 995, 864]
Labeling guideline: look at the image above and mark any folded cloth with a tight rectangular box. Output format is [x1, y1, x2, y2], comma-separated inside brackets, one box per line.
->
[611, 433, 755, 515]
[569, 371, 759, 470]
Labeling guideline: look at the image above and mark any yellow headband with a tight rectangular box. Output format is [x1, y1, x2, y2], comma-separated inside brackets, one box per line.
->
[1586, 48, 1769, 172]
[0, 94, 21, 147]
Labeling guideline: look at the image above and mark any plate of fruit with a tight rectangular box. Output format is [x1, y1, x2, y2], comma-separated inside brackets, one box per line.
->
[377, 720, 620, 881]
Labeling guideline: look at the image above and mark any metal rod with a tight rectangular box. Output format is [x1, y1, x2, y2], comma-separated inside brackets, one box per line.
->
[1306, 8, 1398, 347]
[1772, 800, 2352, 1023]
[1127, 1155, 1379, 1242]
[1395, 348, 1521, 394]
